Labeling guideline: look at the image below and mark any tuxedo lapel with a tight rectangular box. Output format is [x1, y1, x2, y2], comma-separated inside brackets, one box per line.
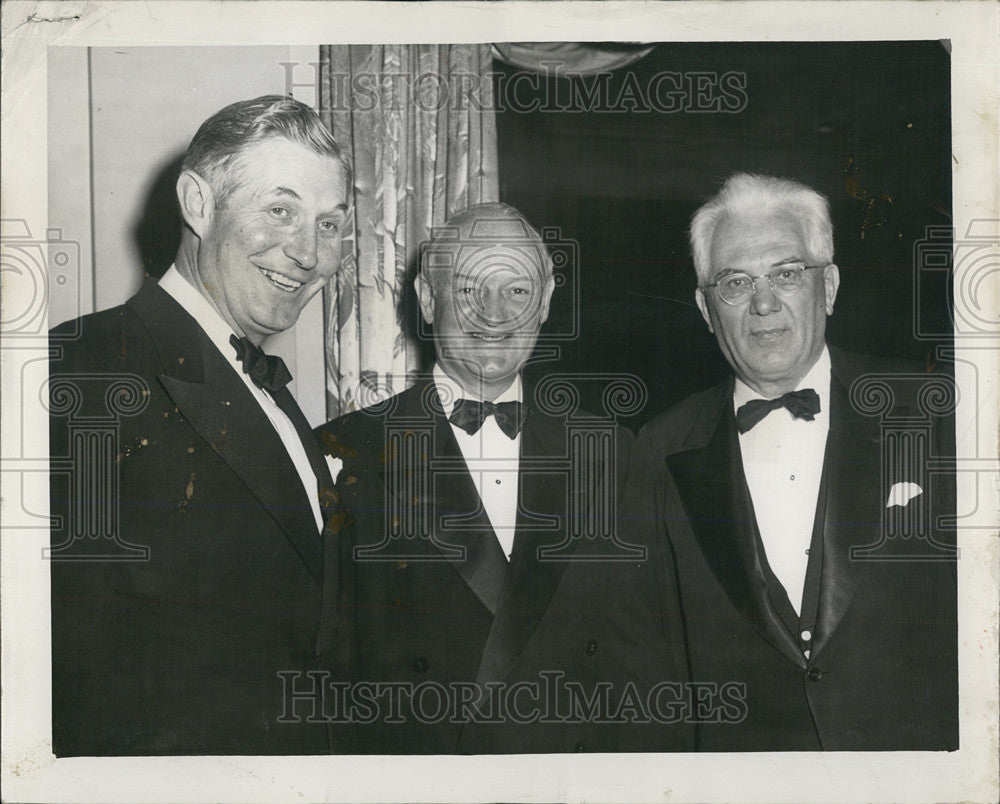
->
[810, 363, 879, 658]
[379, 383, 508, 614]
[666, 381, 804, 666]
[129, 284, 324, 584]
[274, 386, 335, 493]
[473, 408, 572, 687]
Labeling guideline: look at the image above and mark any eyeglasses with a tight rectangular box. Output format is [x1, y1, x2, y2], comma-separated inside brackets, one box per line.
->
[700, 263, 828, 306]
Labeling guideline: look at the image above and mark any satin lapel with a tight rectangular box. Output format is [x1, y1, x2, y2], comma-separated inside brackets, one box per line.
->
[276, 386, 334, 491]
[811, 368, 879, 658]
[379, 384, 507, 614]
[130, 285, 324, 584]
[665, 382, 804, 666]
[473, 408, 572, 687]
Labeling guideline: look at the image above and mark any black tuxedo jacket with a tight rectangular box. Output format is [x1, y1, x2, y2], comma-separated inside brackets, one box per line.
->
[316, 379, 693, 754]
[635, 348, 958, 751]
[49, 282, 330, 755]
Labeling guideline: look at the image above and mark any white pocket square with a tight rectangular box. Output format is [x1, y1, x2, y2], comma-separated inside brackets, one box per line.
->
[885, 481, 923, 508]
[325, 455, 343, 484]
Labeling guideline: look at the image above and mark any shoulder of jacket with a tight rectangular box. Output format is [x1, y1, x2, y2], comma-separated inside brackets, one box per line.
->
[639, 383, 726, 450]
[830, 346, 954, 414]
[315, 385, 429, 462]
[49, 303, 150, 372]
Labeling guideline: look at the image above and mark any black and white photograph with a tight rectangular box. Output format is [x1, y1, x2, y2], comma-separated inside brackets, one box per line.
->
[2, 1, 998, 802]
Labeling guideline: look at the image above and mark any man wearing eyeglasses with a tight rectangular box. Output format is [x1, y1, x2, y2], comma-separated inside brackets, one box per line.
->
[634, 173, 957, 750]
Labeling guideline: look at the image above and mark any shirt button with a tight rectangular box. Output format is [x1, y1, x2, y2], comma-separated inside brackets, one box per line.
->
[412, 656, 429, 673]
[790, 474, 796, 481]
[585, 639, 598, 656]
[495, 478, 502, 485]
[806, 667, 822, 682]
[801, 629, 812, 641]
[574, 741, 586, 752]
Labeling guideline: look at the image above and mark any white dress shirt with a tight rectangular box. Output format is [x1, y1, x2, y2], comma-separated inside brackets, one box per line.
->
[434, 365, 521, 561]
[734, 347, 831, 615]
[159, 266, 324, 533]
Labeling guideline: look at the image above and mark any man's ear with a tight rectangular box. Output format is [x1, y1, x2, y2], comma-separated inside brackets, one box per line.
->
[823, 263, 840, 315]
[538, 273, 556, 324]
[176, 169, 214, 238]
[414, 271, 435, 325]
[695, 287, 714, 334]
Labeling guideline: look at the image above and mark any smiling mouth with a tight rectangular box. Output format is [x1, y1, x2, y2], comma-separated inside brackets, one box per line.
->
[469, 333, 512, 342]
[258, 267, 303, 293]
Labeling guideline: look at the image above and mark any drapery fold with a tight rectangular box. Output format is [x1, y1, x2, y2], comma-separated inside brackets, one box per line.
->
[319, 44, 499, 418]
[491, 42, 654, 76]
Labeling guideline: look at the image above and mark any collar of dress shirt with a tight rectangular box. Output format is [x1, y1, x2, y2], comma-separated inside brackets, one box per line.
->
[159, 265, 250, 378]
[160, 267, 324, 533]
[732, 345, 832, 415]
[432, 363, 522, 416]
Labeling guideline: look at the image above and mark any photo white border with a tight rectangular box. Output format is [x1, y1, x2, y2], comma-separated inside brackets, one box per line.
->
[2, 2, 998, 802]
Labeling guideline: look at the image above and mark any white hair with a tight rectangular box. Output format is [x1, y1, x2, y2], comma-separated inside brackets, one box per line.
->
[689, 173, 834, 283]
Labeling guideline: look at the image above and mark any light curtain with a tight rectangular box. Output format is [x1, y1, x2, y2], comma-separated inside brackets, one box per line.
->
[319, 44, 499, 418]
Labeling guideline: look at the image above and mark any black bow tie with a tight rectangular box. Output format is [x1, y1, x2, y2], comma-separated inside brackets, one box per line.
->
[449, 398, 526, 440]
[230, 334, 292, 393]
[736, 388, 821, 434]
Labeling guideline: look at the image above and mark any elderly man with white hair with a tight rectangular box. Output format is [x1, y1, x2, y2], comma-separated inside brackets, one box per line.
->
[634, 173, 957, 751]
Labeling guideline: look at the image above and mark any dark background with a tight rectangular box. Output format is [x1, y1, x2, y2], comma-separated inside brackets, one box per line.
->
[498, 41, 953, 429]
[129, 42, 953, 430]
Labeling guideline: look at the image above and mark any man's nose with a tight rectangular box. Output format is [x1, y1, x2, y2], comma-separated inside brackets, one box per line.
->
[283, 223, 319, 270]
[475, 288, 513, 325]
[749, 279, 782, 315]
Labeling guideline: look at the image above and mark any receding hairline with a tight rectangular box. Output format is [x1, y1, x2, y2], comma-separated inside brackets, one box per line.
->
[421, 203, 553, 282]
[437, 202, 544, 240]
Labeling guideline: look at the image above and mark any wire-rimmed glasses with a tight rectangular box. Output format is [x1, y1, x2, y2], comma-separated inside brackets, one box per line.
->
[700, 262, 828, 306]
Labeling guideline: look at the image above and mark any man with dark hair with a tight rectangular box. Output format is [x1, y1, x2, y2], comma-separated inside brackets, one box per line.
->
[317, 203, 692, 754]
[49, 95, 350, 755]
[636, 173, 958, 750]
